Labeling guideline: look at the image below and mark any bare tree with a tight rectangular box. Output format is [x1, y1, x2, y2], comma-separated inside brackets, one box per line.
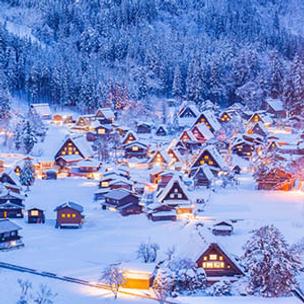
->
[17, 279, 32, 304]
[137, 241, 160, 263]
[100, 265, 125, 299]
[34, 284, 57, 304]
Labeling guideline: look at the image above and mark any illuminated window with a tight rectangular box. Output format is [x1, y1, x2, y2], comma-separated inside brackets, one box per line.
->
[132, 146, 139, 151]
[219, 256, 223, 261]
[209, 254, 217, 260]
[208, 160, 214, 165]
[174, 188, 178, 193]
[204, 155, 209, 160]
[203, 262, 225, 269]
[98, 128, 105, 135]
[177, 193, 182, 198]
[67, 214, 71, 218]
[72, 214, 76, 218]
[200, 160, 205, 165]
[61, 214, 66, 218]
[203, 256, 207, 261]
[31, 210, 39, 216]
[170, 193, 175, 198]
[101, 181, 109, 187]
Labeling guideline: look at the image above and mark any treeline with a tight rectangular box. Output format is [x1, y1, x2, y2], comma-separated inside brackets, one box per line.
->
[0, 0, 304, 113]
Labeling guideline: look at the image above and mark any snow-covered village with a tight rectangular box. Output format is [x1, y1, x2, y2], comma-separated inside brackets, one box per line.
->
[0, 1, 304, 304]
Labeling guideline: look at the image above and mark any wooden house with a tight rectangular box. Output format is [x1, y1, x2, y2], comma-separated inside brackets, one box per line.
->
[248, 112, 263, 124]
[54, 202, 84, 229]
[148, 150, 171, 169]
[121, 263, 155, 290]
[256, 168, 295, 191]
[136, 122, 152, 134]
[70, 159, 101, 178]
[155, 125, 168, 136]
[262, 98, 286, 118]
[54, 136, 93, 167]
[248, 112, 272, 127]
[191, 124, 214, 143]
[63, 115, 74, 124]
[177, 103, 200, 127]
[103, 189, 142, 216]
[147, 203, 177, 222]
[30, 103, 52, 120]
[123, 141, 148, 159]
[247, 122, 268, 138]
[219, 111, 232, 123]
[0, 219, 23, 250]
[190, 165, 214, 188]
[0, 191, 25, 218]
[212, 221, 233, 236]
[190, 146, 225, 174]
[94, 124, 112, 137]
[194, 110, 221, 133]
[53, 114, 63, 124]
[74, 116, 91, 131]
[27, 208, 45, 224]
[0, 169, 22, 193]
[231, 134, 263, 159]
[195, 243, 243, 281]
[122, 131, 138, 145]
[95, 108, 115, 125]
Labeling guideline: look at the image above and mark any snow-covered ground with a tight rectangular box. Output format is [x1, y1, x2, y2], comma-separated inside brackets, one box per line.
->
[0, 176, 303, 303]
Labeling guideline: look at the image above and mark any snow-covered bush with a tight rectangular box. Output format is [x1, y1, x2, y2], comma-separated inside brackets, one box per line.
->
[208, 280, 232, 296]
[167, 257, 207, 295]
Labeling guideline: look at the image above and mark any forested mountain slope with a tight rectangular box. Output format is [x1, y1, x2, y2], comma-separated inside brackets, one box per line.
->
[0, 0, 304, 114]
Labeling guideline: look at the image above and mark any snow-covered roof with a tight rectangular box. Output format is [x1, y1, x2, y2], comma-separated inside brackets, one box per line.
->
[192, 164, 215, 181]
[96, 108, 115, 120]
[123, 141, 148, 149]
[30, 103, 52, 118]
[191, 123, 214, 141]
[200, 110, 221, 132]
[192, 145, 226, 169]
[180, 129, 197, 142]
[76, 159, 101, 168]
[0, 219, 22, 234]
[54, 202, 84, 213]
[157, 175, 191, 204]
[104, 189, 135, 200]
[122, 131, 138, 143]
[0, 168, 21, 187]
[265, 97, 284, 111]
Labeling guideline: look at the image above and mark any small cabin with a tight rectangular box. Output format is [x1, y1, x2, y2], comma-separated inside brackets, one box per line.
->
[148, 150, 170, 169]
[247, 122, 267, 138]
[147, 203, 177, 222]
[30, 103, 52, 120]
[196, 243, 243, 281]
[0, 191, 25, 218]
[177, 103, 200, 127]
[155, 125, 168, 136]
[27, 208, 45, 224]
[54, 202, 84, 229]
[262, 98, 286, 118]
[121, 263, 155, 290]
[136, 122, 152, 134]
[103, 189, 141, 216]
[95, 124, 112, 136]
[0, 219, 23, 250]
[212, 221, 233, 236]
[123, 141, 148, 159]
[95, 108, 115, 125]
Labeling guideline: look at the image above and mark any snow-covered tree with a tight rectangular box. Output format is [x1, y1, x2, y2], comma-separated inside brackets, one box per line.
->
[243, 225, 301, 297]
[34, 284, 57, 304]
[22, 120, 37, 154]
[19, 159, 35, 191]
[100, 265, 124, 299]
[17, 279, 32, 304]
[152, 268, 174, 304]
[137, 241, 160, 263]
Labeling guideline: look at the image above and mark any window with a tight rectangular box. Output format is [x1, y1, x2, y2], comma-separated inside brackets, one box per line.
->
[209, 254, 217, 260]
[170, 193, 175, 198]
[98, 128, 105, 135]
[203, 262, 225, 269]
[132, 146, 139, 152]
[208, 160, 214, 165]
[72, 214, 76, 218]
[61, 213, 66, 218]
[200, 160, 205, 165]
[177, 193, 182, 198]
[204, 155, 209, 160]
[174, 188, 178, 193]
[67, 214, 71, 218]
[101, 181, 109, 187]
[31, 210, 39, 216]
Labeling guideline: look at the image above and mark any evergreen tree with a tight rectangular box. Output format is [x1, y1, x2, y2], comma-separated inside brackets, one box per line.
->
[153, 268, 174, 304]
[22, 120, 37, 154]
[243, 225, 301, 297]
[19, 159, 35, 191]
